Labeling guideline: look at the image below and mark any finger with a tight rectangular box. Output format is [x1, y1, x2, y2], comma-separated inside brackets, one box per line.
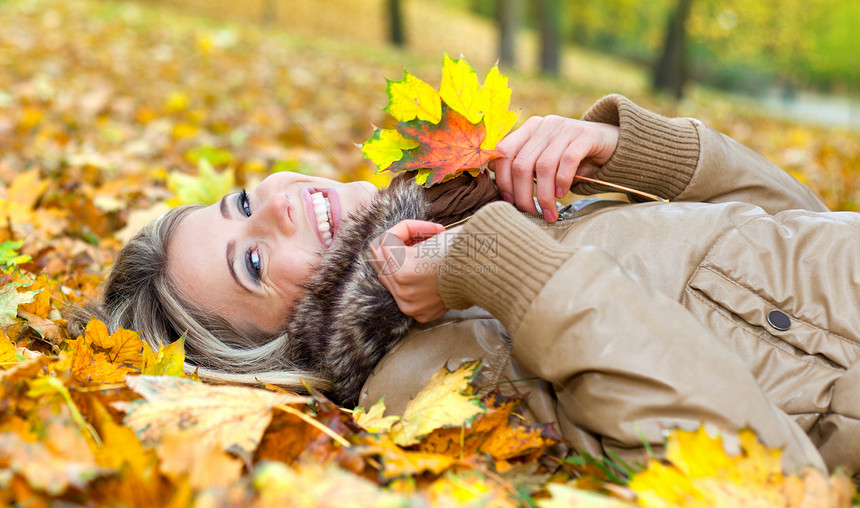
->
[385, 219, 445, 245]
[535, 134, 572, 222]
[368, 238, 385, 275]
[492, 117, 541, 202]
[490, 156, 514, 204]
[555, 142, 589, 199]
[510, 139, 553, 215]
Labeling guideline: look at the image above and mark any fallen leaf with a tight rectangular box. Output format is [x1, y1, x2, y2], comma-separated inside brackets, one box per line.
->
[0, 279, 39, 328]
[352, 397, 400, 433]
[0, 331, 20, 365]
[358, 434, 456, 480]
[68, 319, 145, 383]
[253, 461, 411, 507]
[166, 159, 235, 207]
[0, 240, 30, 267]
[425, 470, 515, 507]
[390, 361, 485, 446]
[539, 483, 635, 508]
[117, 375, 308, 458]
[156, 431, 244, 491]
[628, 427, 855, 508]
[141, 335, 186, 377]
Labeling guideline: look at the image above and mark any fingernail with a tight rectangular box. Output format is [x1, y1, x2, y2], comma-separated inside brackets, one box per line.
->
[501, 192, 513, 203]
[555, 186, 565, 199]
[543, 210, 555, 222]
[369, 238, 380, 252]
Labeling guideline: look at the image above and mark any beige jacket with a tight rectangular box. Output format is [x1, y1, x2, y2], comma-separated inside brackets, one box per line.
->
[358, 95, 860, 481]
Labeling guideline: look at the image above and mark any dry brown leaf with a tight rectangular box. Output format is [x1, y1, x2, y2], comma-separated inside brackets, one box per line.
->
[117, 375, 308, 458]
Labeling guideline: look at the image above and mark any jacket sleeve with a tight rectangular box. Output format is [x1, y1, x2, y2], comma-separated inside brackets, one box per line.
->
[574, 95, 829, 214]
[439, 201, 827, 473]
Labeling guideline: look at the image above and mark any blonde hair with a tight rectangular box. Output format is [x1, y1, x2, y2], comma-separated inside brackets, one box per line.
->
[66, 205, 332, 392]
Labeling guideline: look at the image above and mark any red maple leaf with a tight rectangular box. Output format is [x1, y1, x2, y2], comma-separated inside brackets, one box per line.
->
[386, 106, 504, 186]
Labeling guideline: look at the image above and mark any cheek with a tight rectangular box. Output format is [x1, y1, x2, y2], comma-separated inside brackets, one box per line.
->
[271, 250, 320, 297]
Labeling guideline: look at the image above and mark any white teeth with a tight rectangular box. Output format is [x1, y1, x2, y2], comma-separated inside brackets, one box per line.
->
[309, 191, 334, 245]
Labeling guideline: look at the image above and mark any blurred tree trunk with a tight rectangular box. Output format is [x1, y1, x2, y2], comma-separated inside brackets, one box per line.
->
[388, 0, 406, 47]
[570, 1, 588, 46]
[497, 0, 519, 68]
[653, 0, 693, 98]
[535, 0, 562, 75]
[261, 0, 276, 24]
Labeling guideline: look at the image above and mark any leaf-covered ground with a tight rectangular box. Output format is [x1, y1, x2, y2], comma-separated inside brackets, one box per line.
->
[0, 0, 858, 505]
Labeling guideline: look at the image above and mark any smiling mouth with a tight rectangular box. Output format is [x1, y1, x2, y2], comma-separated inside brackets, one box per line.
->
[308, 190, 334, 247]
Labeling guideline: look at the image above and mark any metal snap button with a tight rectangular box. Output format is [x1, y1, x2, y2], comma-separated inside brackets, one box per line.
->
[767, 310, 791, 331]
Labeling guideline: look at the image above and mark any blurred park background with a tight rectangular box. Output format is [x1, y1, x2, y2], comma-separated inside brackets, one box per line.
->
[145, 0, 860, 127]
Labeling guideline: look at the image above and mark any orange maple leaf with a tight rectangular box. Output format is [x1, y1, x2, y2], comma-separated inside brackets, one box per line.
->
[385, 106, 504, 187]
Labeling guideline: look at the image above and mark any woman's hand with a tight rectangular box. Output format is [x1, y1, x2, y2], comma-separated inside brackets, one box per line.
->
[490, 116, 619, 222]
[369, 221, 462, 323]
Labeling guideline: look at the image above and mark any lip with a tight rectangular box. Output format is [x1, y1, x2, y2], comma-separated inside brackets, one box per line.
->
[302, 187, 341, 248]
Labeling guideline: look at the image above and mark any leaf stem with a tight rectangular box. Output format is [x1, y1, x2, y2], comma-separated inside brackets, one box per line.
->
[275, 404, 351, 448]
[573, 175, 668, 202]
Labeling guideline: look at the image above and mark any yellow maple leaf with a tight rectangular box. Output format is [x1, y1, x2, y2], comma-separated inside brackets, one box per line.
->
[414, 168, 433, 186]
[117, 375, 308, 458]
[0, 429, 109, 496]
[358, 434, 456, 480]
[166, 158, 235, 207]
[0, 169, 50, 228]
[156, 431, 244, 491]
[352, 397, 400, 433]
[479, 66, 519, 150]
[629, 427, 856, 508]
[665, 426, 734, 479]
[66, 319, 145, 384]
[85, 318, 144, 369]
[70, 337, 134, 384]
[426, 470, 511, 507]
[141, 335, 186, 377]
[390, 361, 485, 446]
[0, 279, 39, 328]
[254, 461, 410, 506]
[439, 53, 484, 124]
[384, 70, 442, 123]
[360, 128, 419, 172]
[17, 273, 55, 318]
[0, 330, 21, 365]
[540, 484, 637, 507]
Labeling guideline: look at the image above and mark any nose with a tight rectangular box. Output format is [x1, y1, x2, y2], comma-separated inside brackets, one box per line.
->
[249, 193, 294, 237]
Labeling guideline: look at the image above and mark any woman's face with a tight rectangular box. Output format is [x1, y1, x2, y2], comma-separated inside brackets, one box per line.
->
[167, 172, 378, 334]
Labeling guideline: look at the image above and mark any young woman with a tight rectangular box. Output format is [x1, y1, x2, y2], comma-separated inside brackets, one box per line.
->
[70, 95, 860, 483]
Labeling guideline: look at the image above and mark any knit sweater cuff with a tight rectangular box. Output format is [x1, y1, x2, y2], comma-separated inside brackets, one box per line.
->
[577, 94, 700, 201]
[439, 202, 576, 335]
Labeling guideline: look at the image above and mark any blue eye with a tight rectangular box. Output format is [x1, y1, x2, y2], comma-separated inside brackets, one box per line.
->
[237, 189, 251, 217]
[246, 248, 261, 280]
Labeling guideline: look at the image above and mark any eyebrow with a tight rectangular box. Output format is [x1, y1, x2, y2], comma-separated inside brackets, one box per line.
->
[226, 239, 253, 294]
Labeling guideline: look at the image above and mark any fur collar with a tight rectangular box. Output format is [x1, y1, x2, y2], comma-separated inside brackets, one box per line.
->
[286, 176, 429, 406]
